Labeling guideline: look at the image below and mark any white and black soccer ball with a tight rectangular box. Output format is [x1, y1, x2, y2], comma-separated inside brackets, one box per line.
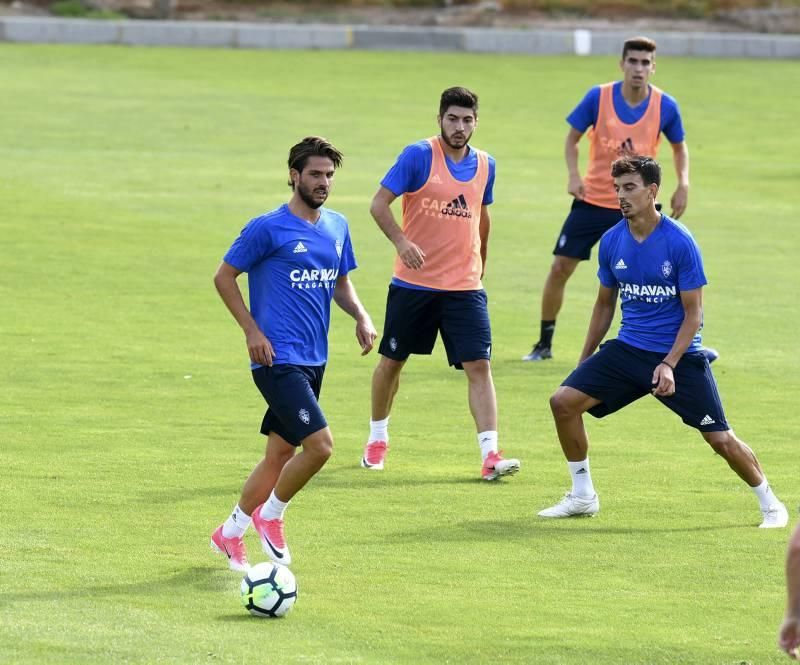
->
[240, 562, 297, 618]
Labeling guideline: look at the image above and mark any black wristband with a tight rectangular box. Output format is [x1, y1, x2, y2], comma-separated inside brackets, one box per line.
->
[660, 360, 675, 370]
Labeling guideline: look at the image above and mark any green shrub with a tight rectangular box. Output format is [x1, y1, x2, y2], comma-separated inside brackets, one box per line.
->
[50, 0, 124, 18]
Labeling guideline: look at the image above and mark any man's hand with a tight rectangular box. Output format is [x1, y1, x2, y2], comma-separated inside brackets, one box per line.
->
[780, 615, 800, 659]
[355, 316, 378, 356]
[395, 236, 426, 270]
[651, 362, 676, 397]
[670, 184, 689, 219]
[245, 326, 275, 366]
[568, 173, 585, 201]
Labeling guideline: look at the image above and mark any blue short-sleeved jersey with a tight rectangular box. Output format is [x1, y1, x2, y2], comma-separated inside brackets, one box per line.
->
[567, 82, 685, 144]
[380, 140, 496, 205]
[598, 215, 706, 353]
[224, 204, 357, 368]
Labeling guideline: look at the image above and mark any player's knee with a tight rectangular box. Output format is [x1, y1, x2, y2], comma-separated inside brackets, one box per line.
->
[550, 257, 578, 282]
[549, 390, 575, 420]
[463, 359, 491, 382]
[304, 433, 333, 464]
[704, 430, 735, 457]
[376, 356, 404, 380]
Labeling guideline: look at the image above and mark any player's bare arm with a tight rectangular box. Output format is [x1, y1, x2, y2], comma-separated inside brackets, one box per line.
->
[478, 205, 491, 278]
[779, 524, 800, 659]
[213, 261, 275, 366]
[651, 286, 703, 397]
[370, 185, 426, 270]
[565, 127, 586, 200]
[669, 141, 690, 218]
[578, 285, 617, 363]
[333, 274, 377, 356]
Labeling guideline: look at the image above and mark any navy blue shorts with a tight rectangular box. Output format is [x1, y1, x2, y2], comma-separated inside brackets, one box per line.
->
[251, 364, 327, 446]
[378, 285, 492, 370]
[553, 199, 622, 260]
[562, 339, 729, 432]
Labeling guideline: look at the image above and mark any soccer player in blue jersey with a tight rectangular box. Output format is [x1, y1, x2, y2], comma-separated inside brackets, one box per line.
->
[210, 136, 377, 570]
[522, 36, 717, 365]
[537, 155, 788, 528]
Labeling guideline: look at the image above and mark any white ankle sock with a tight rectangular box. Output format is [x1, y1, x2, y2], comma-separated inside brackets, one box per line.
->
[477, 431, 498, 460]
[369, 417, 389, 443]
[260, 491, 289, 521]
[221, 504, 251, 539]
[751, 478, 777, 511]
[568, 459, 595, 498]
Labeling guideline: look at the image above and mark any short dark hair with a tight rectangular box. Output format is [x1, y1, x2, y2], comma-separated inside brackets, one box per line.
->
[287, 136, 343, 190]
[622, 36, 657, 59]
[439, 86, 479, 117]
[611, 155, 662, 188]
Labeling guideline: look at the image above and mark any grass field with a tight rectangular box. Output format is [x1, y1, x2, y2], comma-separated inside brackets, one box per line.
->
[1, 44, 798, 664]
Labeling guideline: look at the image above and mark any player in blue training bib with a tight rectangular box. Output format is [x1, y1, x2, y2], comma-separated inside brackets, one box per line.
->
[209, 137, 378, 571]
[537, 155, 788, 529]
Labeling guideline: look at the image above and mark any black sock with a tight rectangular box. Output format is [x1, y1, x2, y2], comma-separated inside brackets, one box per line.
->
[540, 320, 556, 348]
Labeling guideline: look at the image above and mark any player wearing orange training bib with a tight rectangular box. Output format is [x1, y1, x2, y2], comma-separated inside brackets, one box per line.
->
[361, 86, 521, 482]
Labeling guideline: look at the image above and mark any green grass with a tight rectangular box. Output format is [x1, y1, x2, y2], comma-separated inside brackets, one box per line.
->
[0, 44, 798, 664]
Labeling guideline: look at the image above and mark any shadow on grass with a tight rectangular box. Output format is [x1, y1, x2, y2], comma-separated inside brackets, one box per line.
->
[382, 518, 751, 544]
[314, 465, 517, 488]
[0, 565, 237, 604]
[130, 485, 239, 505]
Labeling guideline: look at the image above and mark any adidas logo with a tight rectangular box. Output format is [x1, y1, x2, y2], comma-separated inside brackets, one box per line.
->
[442, 194, 472, 218]
[700, 415, 716, 426]
[617, 137, 635, 155]
[430, 173, 443, 184]
[446, 194, 468, 209]
[293, 242, 307, 254]
[575, 467, 587, 475]
[615, 259, 627, 270]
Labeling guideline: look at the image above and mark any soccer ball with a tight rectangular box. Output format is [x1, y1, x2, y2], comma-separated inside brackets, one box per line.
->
[240, 562, 297, 618]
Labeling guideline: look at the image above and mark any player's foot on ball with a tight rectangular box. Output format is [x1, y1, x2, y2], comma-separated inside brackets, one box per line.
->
[522, 342, 552, 361]
[251, 504, 292, 566]
[210, 525, 250, 572]
[701, 347, 720, 364]
[482, 450, 520, 481]
[759, 502, 789, 529]
[538, 492, 599, 518]
[361, 440, 388, 470]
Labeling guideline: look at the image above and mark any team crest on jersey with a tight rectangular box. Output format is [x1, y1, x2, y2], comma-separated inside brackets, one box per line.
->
[661, 260, 673, 278]
[298, 408, 310, 425]
[335, 239, 343, 257]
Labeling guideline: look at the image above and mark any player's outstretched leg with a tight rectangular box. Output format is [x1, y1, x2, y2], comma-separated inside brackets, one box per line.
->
[702, 430, 788, 528]
[539, 386, 601, 517]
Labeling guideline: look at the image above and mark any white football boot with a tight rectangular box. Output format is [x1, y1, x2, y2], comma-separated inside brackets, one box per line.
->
[538, 492, 599, 518]
[759, 502, 789, 529]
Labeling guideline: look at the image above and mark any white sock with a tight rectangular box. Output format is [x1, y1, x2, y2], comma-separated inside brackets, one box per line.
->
[221, 504, 251, 539]
[369, 417, 389, 443]
[477, 431, 498, 460]
[260, 491, 289, 521]
[568, 459, 595, 498]
[751, 478, 777, 511]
